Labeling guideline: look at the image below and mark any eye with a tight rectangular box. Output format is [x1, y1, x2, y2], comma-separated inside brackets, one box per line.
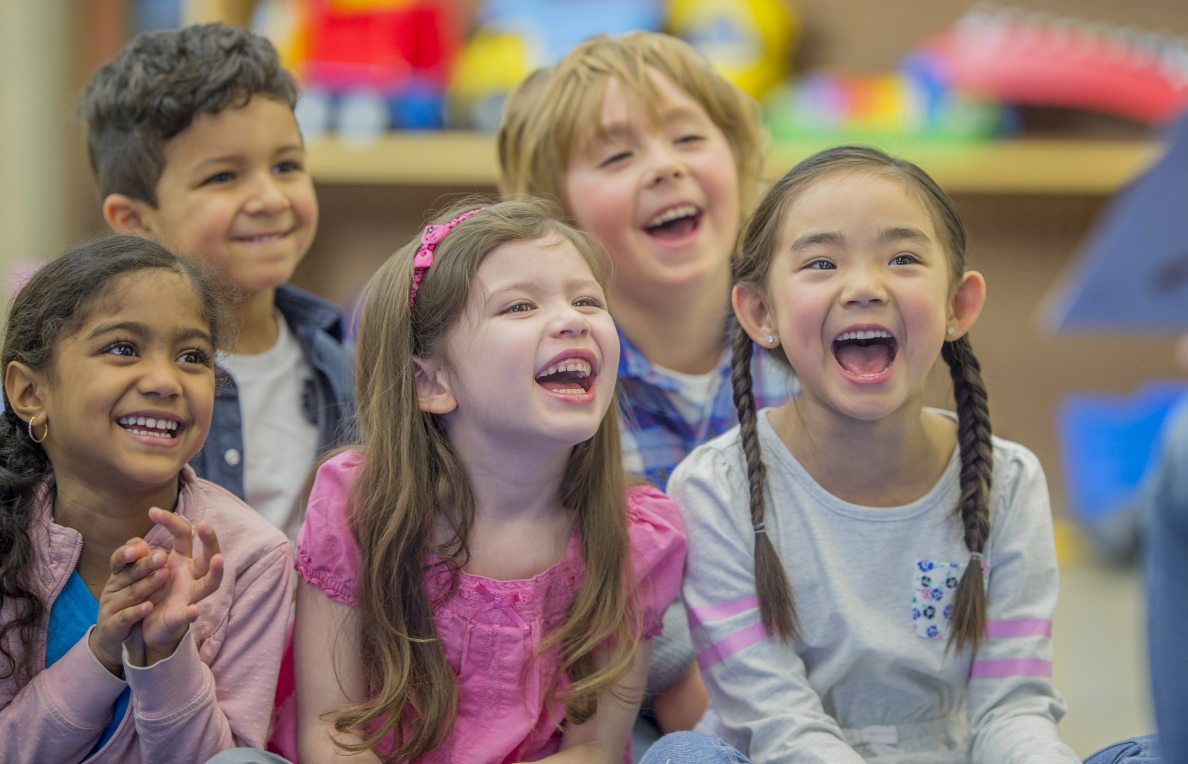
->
[274, 160, 303, 174]
[806, 259, 836, 271]
[599, 150, 632, 168]
[203, 171, 235, 186]
[675, 133, 704, 145]
[178, 348, 212, 366]
[504, 301, 534, 314]
[890, 253, 918, 266]
[574, 296, 605, 309]
[103, 341, 137, 358]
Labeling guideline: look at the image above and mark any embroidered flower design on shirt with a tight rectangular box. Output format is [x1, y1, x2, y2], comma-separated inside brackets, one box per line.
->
[911, 559, 987, 640]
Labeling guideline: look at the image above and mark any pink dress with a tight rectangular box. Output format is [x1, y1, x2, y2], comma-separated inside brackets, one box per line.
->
[287, 450, 685, 764]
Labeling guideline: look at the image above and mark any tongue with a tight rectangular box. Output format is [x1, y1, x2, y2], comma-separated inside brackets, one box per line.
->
[538, 371, 585, 392]
[836, 343, 893, 376]
[647, 215, 697, 239]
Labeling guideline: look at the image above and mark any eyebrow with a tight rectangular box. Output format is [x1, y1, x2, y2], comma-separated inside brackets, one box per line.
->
[878, 226, 932, 246]
[87, 321, 214, 346]
[486, 278, 604, 301]
[190, 144, 303, 172]
[788, 231, 844, 253]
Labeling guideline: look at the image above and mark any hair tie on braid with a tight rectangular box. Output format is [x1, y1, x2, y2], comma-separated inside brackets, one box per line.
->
[753, 522, 766, 535]
[968, 552, 983, 562]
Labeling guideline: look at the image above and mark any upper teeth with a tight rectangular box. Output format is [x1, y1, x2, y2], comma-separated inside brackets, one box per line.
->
[239, 232, 284, 242]
[837, 329, 893, 341]
[119, 416, 178, 431]
[646, 205, 698, 228]
[536, 359, 592, 378]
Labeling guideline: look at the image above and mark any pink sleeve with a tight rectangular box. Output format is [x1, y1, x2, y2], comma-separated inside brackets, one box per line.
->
[625, 485, 688, 640]
[295, 450, 365, 607]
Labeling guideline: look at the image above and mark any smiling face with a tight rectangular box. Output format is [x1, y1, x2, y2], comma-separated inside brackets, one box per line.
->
[435, 236, 620, 452]
[38, 270, 216, 493]
[752, 170, 959, 422]
[140, 96, 317, 294]
[564, 69, 740, 308]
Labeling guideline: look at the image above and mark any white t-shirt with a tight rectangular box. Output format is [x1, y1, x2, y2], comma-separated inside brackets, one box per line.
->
[219, 311, 320, 535]
[649, 361, 723, 424]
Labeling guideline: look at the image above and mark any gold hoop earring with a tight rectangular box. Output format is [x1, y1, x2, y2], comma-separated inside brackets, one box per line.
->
[29, 418, 47, 444]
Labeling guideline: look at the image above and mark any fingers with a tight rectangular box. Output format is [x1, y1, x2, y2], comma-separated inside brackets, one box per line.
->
[189, 553, 225, 604]
[190, 521, 221, 577]
[106, 547, 168, 595]
[109, 538, 150, 575]
[149, 507, 193, 557]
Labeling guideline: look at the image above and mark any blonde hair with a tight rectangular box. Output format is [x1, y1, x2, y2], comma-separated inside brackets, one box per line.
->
[498, 32, 765, 221]
[332, 200, 641, 762]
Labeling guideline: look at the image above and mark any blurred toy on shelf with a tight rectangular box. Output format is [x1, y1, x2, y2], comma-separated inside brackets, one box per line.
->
[668, 0, 798, 100]
[764, 68, 1006, 143]
[253, 0, 461, 143]
[906, 4, 1188, 126]
[447, 0, 664, 132]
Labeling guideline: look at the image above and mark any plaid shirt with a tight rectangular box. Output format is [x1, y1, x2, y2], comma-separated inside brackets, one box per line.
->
[617, 328, 797, 489]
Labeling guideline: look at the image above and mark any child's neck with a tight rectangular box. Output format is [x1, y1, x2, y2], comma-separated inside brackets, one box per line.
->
[610, 265, 731, 375]
[769, 397, 957, 508]
[229, 288, 279, 355]
[447, 430, 575, 581]
[52, 471, 181, 597]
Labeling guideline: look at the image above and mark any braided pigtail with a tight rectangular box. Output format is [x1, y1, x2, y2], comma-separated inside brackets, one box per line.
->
[942, 336, 993, 655]
[731, 320, 796, 641]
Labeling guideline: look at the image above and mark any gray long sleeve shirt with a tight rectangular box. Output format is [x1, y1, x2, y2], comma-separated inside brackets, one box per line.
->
[668, 409, 1079, 764]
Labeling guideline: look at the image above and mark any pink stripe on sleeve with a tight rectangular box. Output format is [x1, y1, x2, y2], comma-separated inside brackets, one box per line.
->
[970, 658, 1053, 679]
[687, 596, 760, 630]
[985, 619, 1052, 638]
[696, 622, 769, 671]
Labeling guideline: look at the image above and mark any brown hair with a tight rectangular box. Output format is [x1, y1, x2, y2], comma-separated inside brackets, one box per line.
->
[0, 235, 225, 686]
[80, 23, 297, 204]
[498, 32, 765, 220]
[732, 146, 993, 654]
[331, 200, 640, 762]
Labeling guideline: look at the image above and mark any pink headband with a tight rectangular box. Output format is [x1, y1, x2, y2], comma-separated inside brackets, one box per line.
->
[409, 207, 486, 308]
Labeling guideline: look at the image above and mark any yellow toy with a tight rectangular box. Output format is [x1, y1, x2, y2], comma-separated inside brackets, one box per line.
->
[668, 0, 799, 100]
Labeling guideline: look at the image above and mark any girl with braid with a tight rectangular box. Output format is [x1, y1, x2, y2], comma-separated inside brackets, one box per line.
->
[647, 147, 1150, 764]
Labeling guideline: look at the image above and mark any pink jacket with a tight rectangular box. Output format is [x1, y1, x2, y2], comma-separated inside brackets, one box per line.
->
[0, 466, 294, 764]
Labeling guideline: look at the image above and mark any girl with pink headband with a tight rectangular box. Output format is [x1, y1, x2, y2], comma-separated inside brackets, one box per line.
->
[280, 200, 686, 764]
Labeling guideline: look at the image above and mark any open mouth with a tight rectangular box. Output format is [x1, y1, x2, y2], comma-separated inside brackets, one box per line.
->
[832, 329, 898, 377]
[118, 415, 182, 439]
[644, 204, 702, 240]
[234, 228, 291, 244]
[534, 358, 594, 395]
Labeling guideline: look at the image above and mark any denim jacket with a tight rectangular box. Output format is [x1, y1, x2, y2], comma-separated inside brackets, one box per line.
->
[190, 284, 356, 499]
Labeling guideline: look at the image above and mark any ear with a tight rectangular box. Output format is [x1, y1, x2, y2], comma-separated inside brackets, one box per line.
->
[947, 270, 986, 342]
[103, 193, 157, 237]
[412, 356, 457, 415]
[732, 283, 779, 348]
[5, 361, 46, 425]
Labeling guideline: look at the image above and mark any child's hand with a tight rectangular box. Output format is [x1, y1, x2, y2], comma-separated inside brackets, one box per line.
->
[87, 538, 169, 676]
[140, 508, 224, 665]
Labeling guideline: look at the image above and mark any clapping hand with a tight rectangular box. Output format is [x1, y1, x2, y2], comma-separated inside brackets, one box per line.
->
[140, 508, 224, 666]
[87, 538, 169, 676]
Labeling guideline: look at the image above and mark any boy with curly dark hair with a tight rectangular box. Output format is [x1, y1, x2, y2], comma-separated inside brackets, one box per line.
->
[81, 23, 353, 536]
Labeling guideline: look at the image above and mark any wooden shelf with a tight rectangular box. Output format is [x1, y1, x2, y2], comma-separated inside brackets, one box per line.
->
[306, 132, 1163, 194]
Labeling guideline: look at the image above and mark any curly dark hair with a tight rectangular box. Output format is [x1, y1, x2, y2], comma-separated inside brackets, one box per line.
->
[0, 235, 227, 686]
[80, 22, 298, 204]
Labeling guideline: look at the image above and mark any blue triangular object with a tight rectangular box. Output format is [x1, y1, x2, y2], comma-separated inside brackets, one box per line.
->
[1043, 115, 1188, 333]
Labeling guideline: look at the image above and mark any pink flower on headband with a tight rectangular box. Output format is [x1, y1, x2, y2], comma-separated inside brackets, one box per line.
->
[409, 207, 486, 308]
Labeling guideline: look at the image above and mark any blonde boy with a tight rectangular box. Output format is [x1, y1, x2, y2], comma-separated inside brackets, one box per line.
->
[81, 24, 353, 535]
[499, 31, 796, 741]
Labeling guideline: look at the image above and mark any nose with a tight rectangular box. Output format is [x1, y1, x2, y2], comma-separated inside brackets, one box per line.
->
[137, 355, 185, 399]
[840, 261, 889, 308]
[645, 139, 686, 187]
[551, 303, 592, 338]
[242, 169, 290, 216]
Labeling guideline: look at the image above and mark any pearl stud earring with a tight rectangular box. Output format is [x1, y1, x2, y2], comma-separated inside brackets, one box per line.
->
[766, 335, 776, 345]
[947, 326, 955, 336]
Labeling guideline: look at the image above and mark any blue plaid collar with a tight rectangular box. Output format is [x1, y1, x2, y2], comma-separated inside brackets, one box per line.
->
[617, 326, 732, 392]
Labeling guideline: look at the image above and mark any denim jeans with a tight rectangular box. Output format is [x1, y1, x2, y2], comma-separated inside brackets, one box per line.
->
[1145, 399, 1188, 762]
[638, 732, 755, 764]
[639, 732, 1162, 764]
[1084, 734, 1162, 764]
